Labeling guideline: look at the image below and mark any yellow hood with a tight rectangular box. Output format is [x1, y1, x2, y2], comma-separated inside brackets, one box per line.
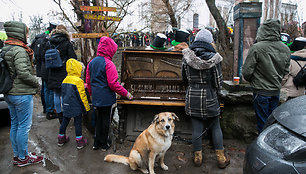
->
[66, 58, 82, 77]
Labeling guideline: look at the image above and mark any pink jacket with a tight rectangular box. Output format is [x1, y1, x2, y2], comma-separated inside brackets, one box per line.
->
[86, 37, 128, 97]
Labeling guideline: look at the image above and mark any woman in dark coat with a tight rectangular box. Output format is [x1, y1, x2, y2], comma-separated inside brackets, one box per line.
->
[46, 25, 77, 121]
[182, 29, 230, 168]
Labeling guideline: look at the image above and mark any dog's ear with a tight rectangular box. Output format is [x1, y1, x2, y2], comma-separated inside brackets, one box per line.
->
[152, 114, 159, 124]
[171, 112, 180, 121]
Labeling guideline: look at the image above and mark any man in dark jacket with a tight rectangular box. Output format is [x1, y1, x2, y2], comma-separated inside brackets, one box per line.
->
[31, 22, 57, 119]
[242, 19, 291, 133]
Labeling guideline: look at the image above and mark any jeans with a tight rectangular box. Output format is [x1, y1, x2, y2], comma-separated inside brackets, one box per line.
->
[4, 95, 33, 159]
[59, 115, 82, 137]
[191, 116, 223, 151]
[43, 80, 54, 113]
[54, 88, 62, 113]
[253, 93, 279, 133]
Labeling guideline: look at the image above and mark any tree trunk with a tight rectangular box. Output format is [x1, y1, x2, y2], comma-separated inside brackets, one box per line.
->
[162, 0, 177, 27]
[205, 0, 230, 50]
[71, 0, 97, 67]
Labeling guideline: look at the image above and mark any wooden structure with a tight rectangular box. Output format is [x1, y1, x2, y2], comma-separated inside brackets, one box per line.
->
[117, 49, 191, 141]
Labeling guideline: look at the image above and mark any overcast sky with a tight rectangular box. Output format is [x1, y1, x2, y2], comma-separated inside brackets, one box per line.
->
[0, 0, 305, 29]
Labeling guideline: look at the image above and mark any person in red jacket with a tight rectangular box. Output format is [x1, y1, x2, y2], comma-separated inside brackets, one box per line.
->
[86, 37, 133, 151]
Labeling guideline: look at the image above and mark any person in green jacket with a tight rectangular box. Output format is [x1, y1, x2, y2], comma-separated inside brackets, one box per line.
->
[242, 19, 291, 133]
[3, 21, 43, 167]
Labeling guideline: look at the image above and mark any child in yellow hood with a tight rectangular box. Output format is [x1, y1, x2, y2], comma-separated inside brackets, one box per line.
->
[58, 58, 90, 149]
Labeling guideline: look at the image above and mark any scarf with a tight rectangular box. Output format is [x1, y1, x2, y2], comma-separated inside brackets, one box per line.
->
[5, 38, 34, 67]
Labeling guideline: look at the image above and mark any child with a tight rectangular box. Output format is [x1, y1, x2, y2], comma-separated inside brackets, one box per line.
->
[86, 37, 133, 151]
[58, 58, 90, 149]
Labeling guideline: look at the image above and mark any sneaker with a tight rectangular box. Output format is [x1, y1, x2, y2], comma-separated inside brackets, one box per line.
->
[46, 112, 57, 120]
[76, 137, 88, 150]
[101, 144, 111, 152]
[58, 135, 69, 146]
[92, 141, 101, 150]
[17, 153, 43, 167]
[13, 157, 19, 165]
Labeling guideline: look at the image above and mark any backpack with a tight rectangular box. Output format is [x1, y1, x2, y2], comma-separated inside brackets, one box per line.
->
[0, 45, 16, 94]
[293, 60, 306, 89]
[45, 42, 63, 69]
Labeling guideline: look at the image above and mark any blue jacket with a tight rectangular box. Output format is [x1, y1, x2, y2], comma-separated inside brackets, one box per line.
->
[89, 56, 116, 107]
[62, 59, 90, 117]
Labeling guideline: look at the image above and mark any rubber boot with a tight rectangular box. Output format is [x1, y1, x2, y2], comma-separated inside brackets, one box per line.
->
[216, 149, 230, 169]
[194, 150, 202, 167]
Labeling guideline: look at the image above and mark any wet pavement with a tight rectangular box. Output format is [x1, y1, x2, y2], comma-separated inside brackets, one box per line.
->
[0, 95, 248, 174]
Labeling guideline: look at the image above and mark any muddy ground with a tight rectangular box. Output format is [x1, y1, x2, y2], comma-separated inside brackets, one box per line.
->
[0, 95, 248, 174]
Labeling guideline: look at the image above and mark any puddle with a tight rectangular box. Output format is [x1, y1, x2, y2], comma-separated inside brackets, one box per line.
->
[43, 156, 60, 173]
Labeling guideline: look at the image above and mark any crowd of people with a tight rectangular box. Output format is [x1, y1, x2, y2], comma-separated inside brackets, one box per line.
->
[1, 18, 305, 170]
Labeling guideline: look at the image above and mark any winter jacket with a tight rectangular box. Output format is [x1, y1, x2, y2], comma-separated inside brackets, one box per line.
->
[281, 49, 306, 98]
[86, 37, 128, 107]
[242, 19, 291, 96]
[3, 21, 39, 95]
[182, 41, 223, 118]
[30, 33, 48, 77]
[61, 59, 90, 117]
[45, 28, 77, 89]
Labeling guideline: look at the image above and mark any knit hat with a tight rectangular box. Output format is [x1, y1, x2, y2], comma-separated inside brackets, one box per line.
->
[171, 28, 190, 46]
[289, 37, 306, 52]
[150, 33, 167, 50]
[194, 29, 214, 43]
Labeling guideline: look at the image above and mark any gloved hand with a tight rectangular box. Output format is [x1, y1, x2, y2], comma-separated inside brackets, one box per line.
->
[126, 92, 134, 100]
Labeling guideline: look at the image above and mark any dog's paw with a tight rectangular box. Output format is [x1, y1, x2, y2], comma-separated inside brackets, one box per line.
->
[139, 168, 149, 174]
[161, 164, 168, 170]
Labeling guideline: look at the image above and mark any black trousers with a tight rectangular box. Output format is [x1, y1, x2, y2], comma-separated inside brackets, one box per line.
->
[94, 106, 112, 147]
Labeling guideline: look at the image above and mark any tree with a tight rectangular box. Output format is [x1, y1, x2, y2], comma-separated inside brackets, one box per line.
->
[205, 0, 230, 53]
[146, 0, 192, 32]
[28, 15, 44, 40]
[52, 0, 136, 66]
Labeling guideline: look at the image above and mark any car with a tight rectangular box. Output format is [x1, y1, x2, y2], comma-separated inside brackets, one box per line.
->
[0, 94, 8, 110]
[0, 94, 11, 127]
[243, 95, 306, 174]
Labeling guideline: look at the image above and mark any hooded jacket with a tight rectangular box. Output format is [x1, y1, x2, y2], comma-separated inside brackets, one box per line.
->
[281, 49, 306, 98]
[182, 41, 223, 118]
[3, 21, 39, 95]
[86, 37, 128, 107]
[46, 28, 77, 89]
[242, 19, 291, 96]
[61, 58, 90, 117]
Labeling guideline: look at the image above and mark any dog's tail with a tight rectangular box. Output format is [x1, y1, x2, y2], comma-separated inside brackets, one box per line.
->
[104, 154, 129, 166]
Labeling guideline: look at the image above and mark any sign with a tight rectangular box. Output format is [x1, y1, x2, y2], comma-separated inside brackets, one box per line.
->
[84, 14, 121, 21]
[72, 33, 109, 39]
[80, 6, 117, 12]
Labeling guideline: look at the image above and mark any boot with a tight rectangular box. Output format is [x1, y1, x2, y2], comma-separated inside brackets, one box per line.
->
[193, 150, 202, 167]
[216, 149, 230, 169]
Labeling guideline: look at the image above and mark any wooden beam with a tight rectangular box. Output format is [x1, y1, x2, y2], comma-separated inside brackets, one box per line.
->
[84, 14, 121, 21]
[117, 100, 185, 106]
[80, 6, 117, 12]
[72, 33, 109, 38]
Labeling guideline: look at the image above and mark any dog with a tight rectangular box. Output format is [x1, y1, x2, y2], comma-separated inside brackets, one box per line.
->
[104, 112, 179, 174]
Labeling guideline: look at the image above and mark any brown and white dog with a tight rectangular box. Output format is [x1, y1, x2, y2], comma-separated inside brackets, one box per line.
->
[104, 112, 179, 174]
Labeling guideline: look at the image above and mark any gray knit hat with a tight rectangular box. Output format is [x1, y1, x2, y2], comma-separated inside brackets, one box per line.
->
[194, 29, 214, 43]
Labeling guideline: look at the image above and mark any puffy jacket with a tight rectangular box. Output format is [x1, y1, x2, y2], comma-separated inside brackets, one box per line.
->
[62, 59, 90, 117]
[3, 21, 38, 95]
[242, 19, 291, 96]
[86, 37, 128, 107]
[281, 49, 306, 98]
[182, 41, 223, 118]
[45, 28, 77, 89]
